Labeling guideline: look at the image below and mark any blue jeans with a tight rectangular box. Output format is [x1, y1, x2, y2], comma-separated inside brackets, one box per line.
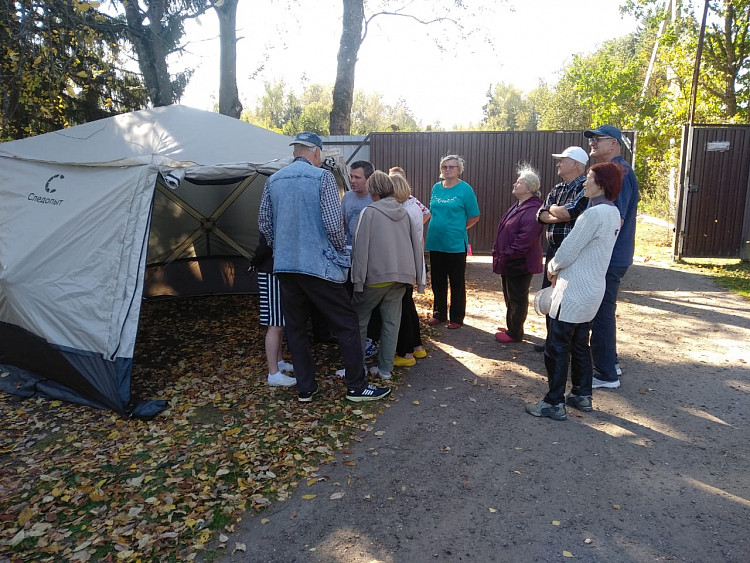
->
[590, 265, 629, 382]
[544, 317, 593, 405]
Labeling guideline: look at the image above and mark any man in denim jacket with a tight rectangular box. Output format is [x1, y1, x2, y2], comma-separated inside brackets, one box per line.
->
[258, 132, 391, 403]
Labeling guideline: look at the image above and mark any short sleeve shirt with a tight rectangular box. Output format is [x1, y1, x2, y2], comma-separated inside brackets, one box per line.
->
[425, 180, 480, 253]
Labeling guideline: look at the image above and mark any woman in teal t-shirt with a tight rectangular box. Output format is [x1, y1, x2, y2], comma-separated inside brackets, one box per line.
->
[424, 155, 480, 328]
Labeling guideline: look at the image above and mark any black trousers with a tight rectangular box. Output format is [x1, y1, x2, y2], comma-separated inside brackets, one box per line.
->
[500, 273, 533, 341]
[543, 317, 593, 405]
[396, 285, 422, 356]
[277, 273, 366, 394]
[429, 251, 467, 324]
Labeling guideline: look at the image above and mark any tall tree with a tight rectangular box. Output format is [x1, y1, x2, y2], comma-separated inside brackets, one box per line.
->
[330, 0, 487, 135]
[118, 0, 209, 106]
[0, 0, 148, 140]
[213, 0, 242, 117]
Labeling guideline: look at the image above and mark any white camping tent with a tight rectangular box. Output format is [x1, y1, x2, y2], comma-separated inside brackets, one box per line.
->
[0, 105, 302, 417]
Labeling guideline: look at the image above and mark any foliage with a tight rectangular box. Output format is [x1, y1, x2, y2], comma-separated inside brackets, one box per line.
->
[480, 83, 538, 131]
[117, 0, 210, 107]
[0, 294, 426, 560]
[242, 80, 423, 135]
[0, 0, 148, 141]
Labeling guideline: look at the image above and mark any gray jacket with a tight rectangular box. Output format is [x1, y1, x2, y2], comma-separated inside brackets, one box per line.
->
[351, 197, 426, 293]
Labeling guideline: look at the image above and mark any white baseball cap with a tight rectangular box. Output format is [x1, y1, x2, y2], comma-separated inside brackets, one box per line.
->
[551, 146, 589, 165]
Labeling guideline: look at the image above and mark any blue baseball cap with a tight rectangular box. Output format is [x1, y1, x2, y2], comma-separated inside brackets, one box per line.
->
[290, 131, 323, 149]
[584, 125, 623, 145]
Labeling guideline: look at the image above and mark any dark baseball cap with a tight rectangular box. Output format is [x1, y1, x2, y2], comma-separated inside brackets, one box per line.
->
[583, 125, 623, 145]
[290, 131, 323, 149]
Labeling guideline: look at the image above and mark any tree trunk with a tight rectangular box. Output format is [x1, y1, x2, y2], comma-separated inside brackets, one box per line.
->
[215, 0, 242, 118]
[330, 0, 364, 135]
[122, 0, 174, 106]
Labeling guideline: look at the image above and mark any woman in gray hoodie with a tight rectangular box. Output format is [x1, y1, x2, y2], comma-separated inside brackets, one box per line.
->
[351, 171, 426, 380]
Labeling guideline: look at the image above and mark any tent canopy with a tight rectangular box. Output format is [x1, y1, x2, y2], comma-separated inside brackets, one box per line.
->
[0, 106, 299, 417]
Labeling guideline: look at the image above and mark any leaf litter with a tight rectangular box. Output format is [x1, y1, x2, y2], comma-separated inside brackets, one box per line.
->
[0, 294, 406, 561]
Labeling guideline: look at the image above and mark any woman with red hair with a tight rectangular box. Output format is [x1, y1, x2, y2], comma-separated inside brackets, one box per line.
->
[525, 162, 624, 421]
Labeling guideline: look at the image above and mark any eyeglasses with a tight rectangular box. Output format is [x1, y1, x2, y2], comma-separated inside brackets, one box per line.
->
[588, 136, 613, 145]
[441, 165, 459, 170]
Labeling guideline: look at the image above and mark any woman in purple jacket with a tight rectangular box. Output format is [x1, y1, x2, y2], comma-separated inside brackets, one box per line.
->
[492, 166, 545, 343]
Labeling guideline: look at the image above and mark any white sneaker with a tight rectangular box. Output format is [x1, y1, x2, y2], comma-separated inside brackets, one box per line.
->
[368, 366, 379, 376]
[278, 360, 294, 373]
[335, 368, 346, 379]
[615, 363, 622, 377]
[592, 376, 620, 389]
[268, 372, 296, 387]
[377, 369, 392, 380]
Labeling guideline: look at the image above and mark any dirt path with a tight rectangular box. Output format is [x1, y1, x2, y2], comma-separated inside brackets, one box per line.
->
[219, 252, 750, 563]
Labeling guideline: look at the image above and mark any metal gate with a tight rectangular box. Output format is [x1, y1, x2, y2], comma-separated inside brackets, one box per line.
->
[675, 125, 750, 259]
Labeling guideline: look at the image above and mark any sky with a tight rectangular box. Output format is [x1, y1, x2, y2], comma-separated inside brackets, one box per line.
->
[178, 0, 640, 127]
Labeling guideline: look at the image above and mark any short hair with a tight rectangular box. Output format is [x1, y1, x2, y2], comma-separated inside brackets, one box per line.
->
[390, 174, 412, 203]
[389, 166, 406, 178]
[366, 170, 395, 199]
[350, 160, 374, 179]
[589, 162, 625, 201]
[293, 144, 318, 158]
[516, 164, 541, 197]
[440, 154, 465, 175]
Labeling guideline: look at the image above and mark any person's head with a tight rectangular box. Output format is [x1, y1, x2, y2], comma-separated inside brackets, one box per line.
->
[584, 162, 625, 201]
[551, 146, 588, 183]
[349, 160, 374, 195]
[366, 170, 395, 201]
[290, 131, 323, 166]
[439, 154, 464, 180]
[389, 166, 407, 178]
[513, 165, 541, 201]
[584, 125, 623, 163]
[390, 173, 412, 203]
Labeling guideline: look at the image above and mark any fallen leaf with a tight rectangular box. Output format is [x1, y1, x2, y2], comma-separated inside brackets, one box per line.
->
[330, 492, 345, 500]
[563, 550, 575, 558]
[260, 518, 270, 524]
[552, 521, 560, 526]
[488, 508, 497, 513]
[612, 504, 621, 510]
[412, 401, 420, 405]
[301, 494, 317, 500]
[343, 461, 356, 466]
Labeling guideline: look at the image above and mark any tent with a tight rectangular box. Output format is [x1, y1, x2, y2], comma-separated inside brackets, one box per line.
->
[0, 105, 337, 417]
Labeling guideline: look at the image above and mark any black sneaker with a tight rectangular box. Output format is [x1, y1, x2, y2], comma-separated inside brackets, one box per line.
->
[565, 394, 593, 412]
[298, 386, 319, 403]
[346, 384, 391, 402]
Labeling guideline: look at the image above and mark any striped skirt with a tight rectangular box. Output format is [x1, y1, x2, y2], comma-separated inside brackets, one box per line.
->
[258, 272, 285, 326]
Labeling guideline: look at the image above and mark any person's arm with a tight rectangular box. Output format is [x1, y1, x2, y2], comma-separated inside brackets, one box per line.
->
[505, 207, 544, 257]
[547, 211, 597, 275]
[258, 182, 274, 246]
[320, 171, 347, 251]
[466, 216, 480, 230]
[548, 204, 572, 222]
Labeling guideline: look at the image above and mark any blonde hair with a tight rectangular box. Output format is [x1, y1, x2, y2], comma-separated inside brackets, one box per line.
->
[390, 174, 412, 203]
[389, 166, 406, 178]
[366, 170, 395, 199]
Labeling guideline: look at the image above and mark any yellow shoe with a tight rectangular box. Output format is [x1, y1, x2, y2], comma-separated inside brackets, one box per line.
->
[413, 349, 427, 359]
[393, 355, 416, 367]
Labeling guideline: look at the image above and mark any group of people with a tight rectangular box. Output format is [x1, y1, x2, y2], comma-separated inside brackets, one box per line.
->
[254, 125, 638, 420]
[257, 132, 442, 403]
[490, 125, 638, 420]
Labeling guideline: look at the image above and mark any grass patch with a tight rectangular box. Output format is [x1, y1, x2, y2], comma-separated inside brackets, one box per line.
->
[635, 216, 750, 300]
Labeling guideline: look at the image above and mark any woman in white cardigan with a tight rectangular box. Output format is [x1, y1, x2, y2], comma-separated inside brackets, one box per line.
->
[526, 162, 625, 421]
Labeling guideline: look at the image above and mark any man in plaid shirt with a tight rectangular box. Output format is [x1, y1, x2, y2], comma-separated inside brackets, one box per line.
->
[533, 146, 589, 351]
[536, 146, 590, 288]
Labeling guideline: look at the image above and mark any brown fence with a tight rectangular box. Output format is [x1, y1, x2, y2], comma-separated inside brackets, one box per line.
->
[370, 131, 634, 253]
[675, 125, 750, 260]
